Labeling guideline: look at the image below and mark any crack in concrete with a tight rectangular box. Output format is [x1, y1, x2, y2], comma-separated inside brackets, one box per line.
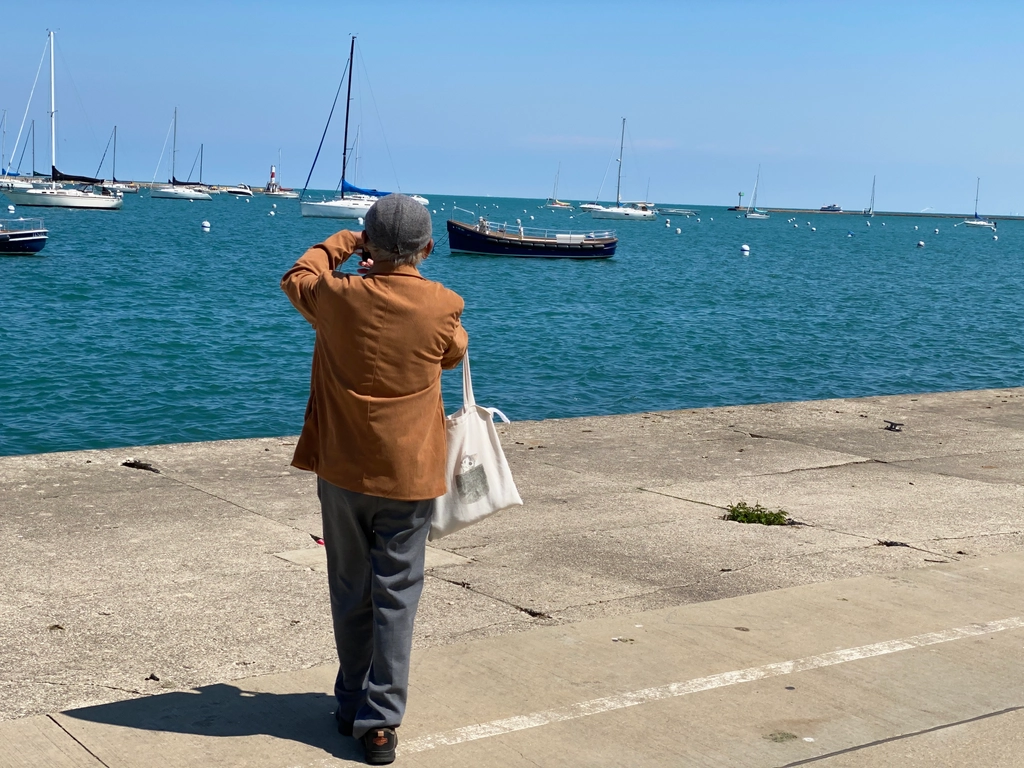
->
[31, 680, 144, 696]
[48, 714, 113, 767]
[428, 574, 554, 620]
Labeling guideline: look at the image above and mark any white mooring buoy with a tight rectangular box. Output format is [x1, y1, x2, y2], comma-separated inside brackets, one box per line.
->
[811, 227, 816, 232]
[934, 228, 939, 234]
[201, 220, 211, 232]
[268, 210, 275, 216]
[866, 221, 871, 227]
[272, 203, 277, 209]
[740, 244, 750, 253]
[993, 235, 998, 241]
[357, 217, 364, 226]
[917, 240, 925, 247]
[675, 227, 681, 234]
[6, 204, 14, 213]
[914, 225, 919, 230]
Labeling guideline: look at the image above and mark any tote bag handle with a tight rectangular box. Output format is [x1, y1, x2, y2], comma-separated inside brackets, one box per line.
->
[460, 353, 510, 425]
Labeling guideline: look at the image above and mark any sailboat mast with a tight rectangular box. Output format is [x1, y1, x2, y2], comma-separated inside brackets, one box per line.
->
[112, 125, 117, 181]
[615, 117, 625, 206]
[340, 35, 356, 200]
[975, 177, 980, 216]
[31, 120, 36, 175]
[552, 162, 560, 199]
[172, 107, 177, 183]
[49, 30, 56, 178]
[200, 144, 204, 185]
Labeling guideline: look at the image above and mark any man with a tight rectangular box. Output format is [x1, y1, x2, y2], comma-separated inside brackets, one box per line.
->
[281, 194, 467, 765]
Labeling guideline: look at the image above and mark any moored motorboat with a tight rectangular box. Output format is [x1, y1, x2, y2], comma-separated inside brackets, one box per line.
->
[224, 184, 254, 197]
[0, 217, 48, 254]
[447, 217, 616, 259]
[151, 184, 212, 201]
[657, 207, 699, 216]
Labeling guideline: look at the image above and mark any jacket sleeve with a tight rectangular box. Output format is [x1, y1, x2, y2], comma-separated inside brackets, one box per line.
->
[281, 230, 362, 327]
[441, 318, 469, 370]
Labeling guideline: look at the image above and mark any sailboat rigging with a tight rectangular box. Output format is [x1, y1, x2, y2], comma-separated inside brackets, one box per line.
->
[300, 36, 427, 219]
[863, 175, 875, 217]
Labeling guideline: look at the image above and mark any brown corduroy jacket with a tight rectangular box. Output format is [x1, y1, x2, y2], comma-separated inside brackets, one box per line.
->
[281, 230, 468, 500]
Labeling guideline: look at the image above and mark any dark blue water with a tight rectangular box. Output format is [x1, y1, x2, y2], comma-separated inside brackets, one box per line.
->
[2, 193, 1021, 456]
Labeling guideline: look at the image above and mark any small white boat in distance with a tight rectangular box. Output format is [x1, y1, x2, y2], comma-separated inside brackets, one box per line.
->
[962, 177, 996, 230]
[151, 184, 212, 201]
[264, 165, 298, 198]
[585, 119, 656, 221]
[0, 176, 33, 191]
[224, 184, 254, 197]
[589, 201, 656, 220]
[578, 202, 604, 212]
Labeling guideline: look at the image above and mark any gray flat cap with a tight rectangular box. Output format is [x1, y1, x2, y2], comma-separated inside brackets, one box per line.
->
[364, 194, 432, 257]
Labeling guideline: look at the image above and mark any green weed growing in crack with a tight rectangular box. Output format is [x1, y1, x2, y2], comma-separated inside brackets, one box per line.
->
[723, 501, 794, 526]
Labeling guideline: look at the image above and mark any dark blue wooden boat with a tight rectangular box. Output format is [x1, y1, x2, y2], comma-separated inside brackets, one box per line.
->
[0, 218, 48, 254]
[447, 218, 616, 259]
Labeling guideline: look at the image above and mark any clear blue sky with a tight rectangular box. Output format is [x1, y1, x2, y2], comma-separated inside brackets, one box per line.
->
[2, 0, 1022, 213]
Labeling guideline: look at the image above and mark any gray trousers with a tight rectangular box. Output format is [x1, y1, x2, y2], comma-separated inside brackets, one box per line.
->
[317, 477, 433, 738]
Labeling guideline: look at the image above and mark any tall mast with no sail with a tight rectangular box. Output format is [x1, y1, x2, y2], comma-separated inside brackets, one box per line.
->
[614, 117, 625, 207]
[49, 30, 56, 181]
[340, 35, 356, 200]
[974, 177, 981, 218]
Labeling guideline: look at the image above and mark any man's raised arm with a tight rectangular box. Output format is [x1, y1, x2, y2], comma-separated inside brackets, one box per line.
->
[281, 230, 363, 327]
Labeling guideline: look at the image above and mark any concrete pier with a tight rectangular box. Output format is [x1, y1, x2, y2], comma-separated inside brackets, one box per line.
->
[2, 386, 1024, 766]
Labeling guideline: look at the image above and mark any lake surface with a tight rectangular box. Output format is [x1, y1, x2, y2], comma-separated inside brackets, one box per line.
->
[1, 192, 1021, 456]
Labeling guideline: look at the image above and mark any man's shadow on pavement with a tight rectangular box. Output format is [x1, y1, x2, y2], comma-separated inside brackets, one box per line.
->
[61, 683, 364, 763]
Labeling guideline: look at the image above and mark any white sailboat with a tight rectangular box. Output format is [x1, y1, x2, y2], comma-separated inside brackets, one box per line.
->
[151, 109, 212, 201]
[105, 127, 138, 193]
[301, 36, 428, 219]
[744, 166, 769, 219]
[588, 118, 656, 220]
[863, 175, 875, 217]
[543, 164, 572, 209]
[961, 177, 996, 229]
[2, 31, 123, 210]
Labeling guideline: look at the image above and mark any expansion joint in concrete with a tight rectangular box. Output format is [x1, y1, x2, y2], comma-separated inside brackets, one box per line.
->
[159, 472, 308, 537]
[47, 714, 112, 767]
[779, 704, 1024, 766]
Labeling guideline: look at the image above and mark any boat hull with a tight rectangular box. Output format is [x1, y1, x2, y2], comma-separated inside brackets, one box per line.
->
[2, 188, 122, 209]
[265, 190, 299, 199]
[301, 199, 373, 218]
[151, 186, 212, 201]
[0, 226, 47, 254]
[588, 206, 656, 220]
[447, 220, 616, 259]
[963, 219, 996, 229]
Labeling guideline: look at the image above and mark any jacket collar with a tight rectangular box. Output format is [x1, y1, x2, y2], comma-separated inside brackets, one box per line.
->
[364, 261, 423, 279]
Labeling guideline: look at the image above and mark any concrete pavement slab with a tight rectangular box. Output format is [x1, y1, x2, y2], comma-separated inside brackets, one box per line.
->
[651, 460, 1024, 544]
[39, 552, 1024, 768]
[811, 707, 1024, 767]
[0, 715, 101, 768]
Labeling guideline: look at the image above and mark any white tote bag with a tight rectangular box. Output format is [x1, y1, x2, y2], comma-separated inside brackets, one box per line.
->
[429, 353, 523, 541]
